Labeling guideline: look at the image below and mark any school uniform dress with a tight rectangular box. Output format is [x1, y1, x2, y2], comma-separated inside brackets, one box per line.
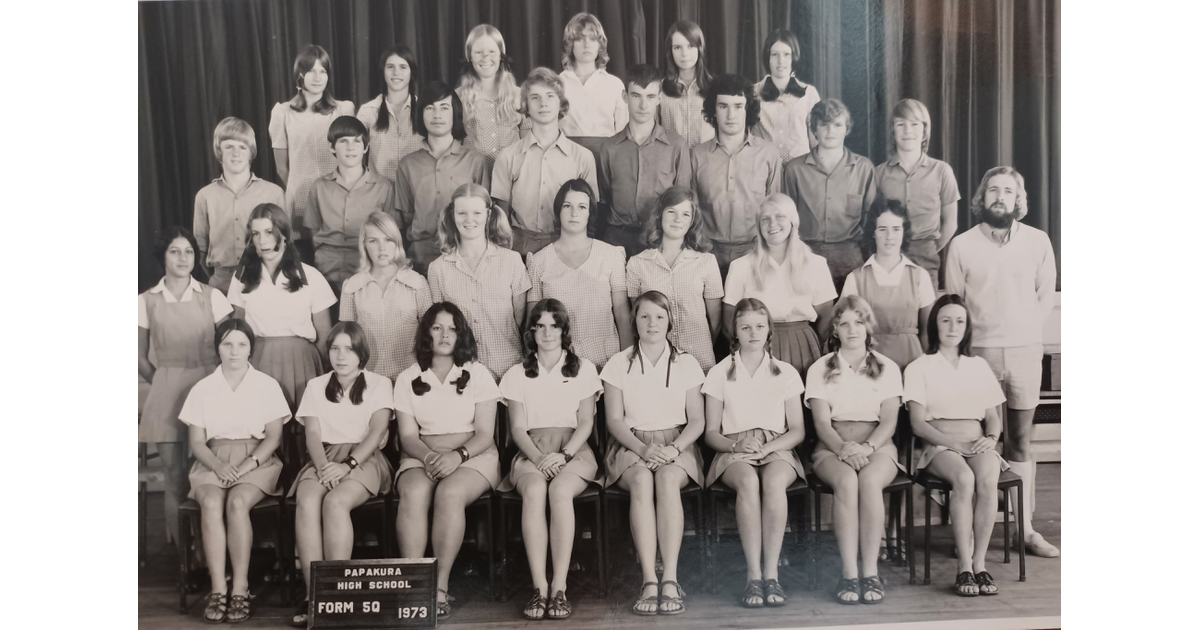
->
[723, 252, 837, 377]
[393, 139, 490, 274]
[339, 269, 432, 381]
[456, 86, 523, 173]
[269, 100, 358, 232]
[598, 345, 706, 487]
[753, 77, 821, 163]
[193, 174, 285, 295]
[804, 351, 904, 471]
[228, 263, 338, 411]
[526, 240, 627, 371]
[701, 355, 806, 487]
[356, 95, 423, 186]
[596, 123, 692, 256]
[392, 361, 504, 489]
[658, 78, 714, 149]
[559, 67, 629, 159]
[873, 153, 960, 289]
[139, 278, 234, 443]
[842, 255, 936, 370]
[625, 248, 723, 372]
[180, 364, 292, 498]
[288, 371, 396, 496]
[496, 354, 603, 491]
[304, 169, 398, 289]
[902, 353, 1009, 472]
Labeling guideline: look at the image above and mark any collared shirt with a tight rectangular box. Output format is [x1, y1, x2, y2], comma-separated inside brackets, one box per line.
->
[296, 371, 394, 444]
[138, 277, 233, 328]
[228, 263, 337, 341]
[303, 168, 398, 249]
[944, 222, 1057, 348]
[902, 352, 1006, 420]
[339, 269, 433, 381]
[657, 79, 714, 149]
[456, 86, 523, 169]
[559, 68, 629, 138]
[356, 94, 423, 185]
[393, 361, 501, 435]
[753, 77, 821, 163]
[491, 130, 598, 233]
[874, 153, 960, 241]
[690, 134, 781, 244]
[526, 240, 628, 371]
[597, 123, 692, 226]
[193, 174, 285, 270]
[427, 245, 532, 377]
[180, 365, 293, 439]
[782, 148, 877, 243]
[723, 252, 837, 323]
[841, 255, 936, 308]
[499, 353, 602, 430]
[804, 351, 902, 421]
[626, 248, 723, 371]
[703, 353, 804, 435]
[599, 345, 706, 432]
[269, 99, 358, 229]
[394, 139, 489, 242]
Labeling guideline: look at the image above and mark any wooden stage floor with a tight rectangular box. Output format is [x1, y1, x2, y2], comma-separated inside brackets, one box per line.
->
[139, 464, 1060, 629]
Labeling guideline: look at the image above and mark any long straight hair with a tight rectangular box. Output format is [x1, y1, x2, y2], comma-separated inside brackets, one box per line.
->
[288, 45, 338, 114]
[662, 20, 711, 98]
[749, 194, 812, 295]
[372, 44, 420, 134]
[926, 294, 974, 356]
[758, 29, 808, 102]
[324, 321, 370, 405]
[356, 211, 410, 274]
[236, 203, 306, 294]
[456, 25, 522, 127]
[625, 291, 681, 384]
[410, 302, 477, 396]
[643, 186, 711, 253]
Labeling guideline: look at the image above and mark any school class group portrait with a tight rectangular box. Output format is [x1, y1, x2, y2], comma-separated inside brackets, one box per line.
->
[138, 9, 1059, 627]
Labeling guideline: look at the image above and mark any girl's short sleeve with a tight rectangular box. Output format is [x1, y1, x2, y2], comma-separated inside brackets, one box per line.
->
[722, 258, 748, 306]
[511, 252, 533, 295]
[701, 362, 727, 400]
[138, 294, 149, 329]
[268, 103, 288, 150]
[304, 265, 338, 312]
[676, 354, 706, 390]
[256, 376, 293, 425]
[227, 276, 246, 307]
[498, 364, 526, 403]
[804, 361, 829, 406]
[879, 356, 903, 399]
[902, 358, 927, 406]
[782, 364, 805, 399]
[210, 289, 234, 322]
[625, 260, 644, 298]
[971, 358, 1007, 410]
[575, 359, 603, 400]
[608, 246, 628, 293]
[916, 269, 936, 308]
[178, 386, 206, 428]
[394, 370, 416, 417]
[365, 372, 396, 415]
[807, 256, 838, 305]
[599, 353, 625, 389]
[701, 254, 724, 299]
[470, 363, 502, 404]
[294, 376, 325, 426]
[339, 288, 357, 322]
[356, 102, 378, 129]
[526, 253, 544, 302]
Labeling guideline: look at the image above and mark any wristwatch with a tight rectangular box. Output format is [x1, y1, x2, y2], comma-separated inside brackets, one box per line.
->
[453, 446, 471, 462]
[346, 455, 359, 470]
[560, 449, 574, 463]
[250, 454, 260, 467]
[985, 434, 1000, 441]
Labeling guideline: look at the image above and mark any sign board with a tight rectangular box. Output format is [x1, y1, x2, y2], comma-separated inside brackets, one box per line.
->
[309, 558, 437, 629]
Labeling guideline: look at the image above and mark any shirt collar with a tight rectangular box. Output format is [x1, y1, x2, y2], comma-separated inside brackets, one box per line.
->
[215, 363, 259, 391]
[886, 151, 930, 169]
[835, 350, 875, 375]
[443, 242, 499, 264]
[804, 147, 853, 169]
[981, 220, 1019, 245]
[641, 247, 700, 269]
[536, 350, 568, 376]
[712, 133, 754, 153]
[561, 67, 608, 84]
[519, 129, 572, 155]
[862, 254, 920, 270]
[149, 277, 204, 301]
[420, 138, 465, 156]
[421, 361, 466, 386]
[325, 167, 378, 189]
[734, 352, 771, 380]
[213, 172, 262, 187]
[620, 123, 669, 145]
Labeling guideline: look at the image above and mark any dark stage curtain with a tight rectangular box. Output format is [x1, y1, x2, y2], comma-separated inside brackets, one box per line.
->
[139, 0, 1059, 291]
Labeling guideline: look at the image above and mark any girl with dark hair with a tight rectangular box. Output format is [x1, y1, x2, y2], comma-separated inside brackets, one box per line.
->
[269, 45, 356, 236]
[753, 29, 821, 163]
[181, 318, 291, 623]
[659, 20, 714, 148]
[526, 179, 632, 371]
[139, 226, 233, 547]
[626, 186, 723, 371]
[903, 294, 1007, 597]
[805, 296, 903, 605]
[228, 203, 336, 414]
[599, 291, 706, 616]
[703, 298, 806, 608]
[455, 24, 523, 170]
[356, 44, 422, 185]
[498, 299, 602, 620]
[842, 199, 936, 369]
[289, 321, 395, 626]
[392, 302, 503, 619]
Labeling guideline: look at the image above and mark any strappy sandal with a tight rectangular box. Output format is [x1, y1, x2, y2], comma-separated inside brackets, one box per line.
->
[762, 578, 786, 607]
[741, 579, 765, 608]
[548, 590, 572, 619]
[202, 592, 227, 623]
[658, 580, 686, 615]
[860, 575, 885, 604]
[290, 600, 309, 627]
[522, 589, 547, 620]
[954, 571, 979, 597]
[632, 581, 659, 615]
[225, 593, 251, 623]
[436, 588, 451, 619]
[974, 571, 998, 596]
[835, 577, 860, 604]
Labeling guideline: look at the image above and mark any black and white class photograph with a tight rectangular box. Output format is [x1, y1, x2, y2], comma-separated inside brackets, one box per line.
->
[134, 1, 1064, 628]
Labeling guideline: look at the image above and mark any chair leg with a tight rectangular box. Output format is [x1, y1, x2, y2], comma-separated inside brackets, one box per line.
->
[1016, 482, 1026, 582]
[885, 493, 897, 560]
[178, 510, 190, 614]
[596, 499, 607, 598]
[274, 502, 288, 606]
[810, 491, 821, 591]
[923, 487, 932, 586]
[498, 501, 508, 602]
[487, 499, 497, 601]
[906, 486, 914, 585]
[1002, 486, 1011, 564]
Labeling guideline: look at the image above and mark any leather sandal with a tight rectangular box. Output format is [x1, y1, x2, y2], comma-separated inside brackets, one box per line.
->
[290, 600, 309, 627]
[954, 571, 979, 597]
[860, 575, 885, 604]
[548, 590, 572, 619]
[835, 577, 860, 604]
[202, 592, 227, 623]
[741, 579, 765, 608]
[522, 589, 547, 620]
[632, 582, 659, 615]
[436, 588, 451, 619]
[762, 578, 786, 607]
[974, 571, 998, 596]
[658, 580, 686, 615]
[225, 593, 251, 623]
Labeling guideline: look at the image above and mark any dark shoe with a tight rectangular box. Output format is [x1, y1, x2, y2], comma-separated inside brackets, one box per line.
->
[741, 579, 765, 608]
[860, 575, 885, 604]
[225, 594, 250, 623]
[762, 578, 786, 607]
[548, 590, 572, 619]
[974, 571, 998, 595]
[202, 592, 227, 624]
[658, 580, 686, 615]
[522, 589, 547, 620]
[632, 582, 659, 615]
[835, 577, 860, 604]
[954, 571, 979, 597]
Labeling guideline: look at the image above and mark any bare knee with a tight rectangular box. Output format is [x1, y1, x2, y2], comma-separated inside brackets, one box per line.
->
[949, 469, 975, 496]
[654, 467, 686, 494]
[322, 491, 356, 517]
[398, 478, 433, 509]
[626, 468, 654, 500]
[198, 490, 225, 514]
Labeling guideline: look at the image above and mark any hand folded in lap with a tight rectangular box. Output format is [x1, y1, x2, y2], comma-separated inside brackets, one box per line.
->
[839, 442, 871, 471]
[537, 452, 567, 480]
[427, 451, 464, 481]
[319, 461, 351, 489]
[968, 436, 997, 455]
[215, 461, 242, 487]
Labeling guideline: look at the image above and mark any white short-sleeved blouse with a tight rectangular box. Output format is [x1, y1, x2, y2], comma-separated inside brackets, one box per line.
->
[703, 354, 804, 435]
[599, 345, 705, 431]
[296, 371, 395, 445]
[227, 263, 337, 341]
[804, 351, 902, 421]
[723, 252, 837, 323]
[393, 361, 501, 435]
[499, 353, 602, 430]
[841, 255, 936, 308]
[526, 240, 628, 370]
[902, 353, 1006, 420]
[179, 365, 292, 439]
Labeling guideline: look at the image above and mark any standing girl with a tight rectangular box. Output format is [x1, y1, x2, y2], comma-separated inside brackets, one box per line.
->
[499, 299, 602, 620]
[658, 20, 714, 148]
[753, 29, 821, 164]
[455, 25, 523, 171]
[558, 13, 629, 158]
[356, 44, 422, 186]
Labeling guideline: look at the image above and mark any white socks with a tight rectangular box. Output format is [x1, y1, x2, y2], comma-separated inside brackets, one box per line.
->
[1007, 459, 1035, 537]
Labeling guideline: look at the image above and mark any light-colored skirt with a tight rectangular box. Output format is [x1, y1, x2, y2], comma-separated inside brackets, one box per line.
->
[288, 443, 394, 497]
[705, 428, 806, 487]
[498, 427, 600, 492]
[251, 336, 324, 413]
[812, 421, 905, 474]
[603, 425, 703, 488]
[772, 320, 822, 379]
[394, 432, 502, 490]
[188, 438, 284, 499]
[914, 419, 1010, 472]
[140, 364, 217, 443]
